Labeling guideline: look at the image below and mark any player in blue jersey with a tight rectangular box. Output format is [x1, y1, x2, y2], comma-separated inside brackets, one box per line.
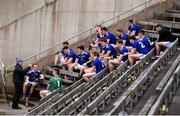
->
[116, 29, 132, 49]
[62, 46, 76, 69]
[128, 32, 152, 66]
[82, 51, 106, 82]
[138, 30, 153, 52]
[108, 40, 129, 72]
[23, 64, 44, 106]
[91, 25, 104, 53]
[101, 27, 117, 45]
[54, 41, 74, 65]
[69, 45, 90, 73]
[99, 38, 118, 63]
[127, 19, 141, 36]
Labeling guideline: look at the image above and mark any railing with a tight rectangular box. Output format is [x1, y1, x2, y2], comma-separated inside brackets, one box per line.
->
[0, 60, 10, 105]
[5, 0, 154, 73]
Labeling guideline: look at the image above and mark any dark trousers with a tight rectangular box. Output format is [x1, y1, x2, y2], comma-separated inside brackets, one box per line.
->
[12, 82, 23, 107]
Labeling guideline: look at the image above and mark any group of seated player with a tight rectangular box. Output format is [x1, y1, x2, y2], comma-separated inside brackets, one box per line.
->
[23, 19, 176, 103]
[53, 19, 176, 84]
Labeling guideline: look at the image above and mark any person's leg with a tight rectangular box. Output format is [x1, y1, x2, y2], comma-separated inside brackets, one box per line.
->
[29, 82, 37, 98]
[128, 54, 134, 66]
[155, 42, 161, 56]
[69, 63, 76, 72]
[128, 54, 140, 66]
[39, 90, 45, 98]
[84, 67, 94, 73]
[54, 54, 60, 65]
[108, 60, 115, 72]
[23, 82, 28, 99]
[103, 57, 111, 64]
[83, 72, 95, 82]
[155, 42, 169, 56]
[12, 82, 23, 109]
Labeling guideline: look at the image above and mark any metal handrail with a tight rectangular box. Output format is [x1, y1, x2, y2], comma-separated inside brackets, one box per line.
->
[5, 0, 153, 72]
[0, 60, 10, 105]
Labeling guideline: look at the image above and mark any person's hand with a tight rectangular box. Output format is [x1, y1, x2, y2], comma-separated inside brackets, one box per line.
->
[124, 53, 129, 56]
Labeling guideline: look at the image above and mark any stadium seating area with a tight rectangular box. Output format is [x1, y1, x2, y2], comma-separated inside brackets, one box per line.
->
[23, 1, 180, 115]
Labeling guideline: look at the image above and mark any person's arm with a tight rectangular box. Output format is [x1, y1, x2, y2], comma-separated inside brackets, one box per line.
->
[107, 39, 110, 44]
[92, 66, 96, 72]
[67, 58, 73, 64]
[39, 74, 44, 80]
[100, 50, 106, 56]
[74, 58, 79, 65]
[130, 48, 137, 54]
[122, 40, 127, 46]
[46, 84, 51, 90]
[131, 31, 136, 36]
[15, 64, 31, 75]
[103, 51, 111, 57]
[25, 76, 29, 83]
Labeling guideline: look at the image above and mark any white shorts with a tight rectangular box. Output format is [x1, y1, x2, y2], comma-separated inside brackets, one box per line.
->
[119, 61, 125, 65]
[28, 82, 37, 86]
[43, 90, 52, 97]
[84, 72, 96, 78]
[161, 42, 172, 48]
[126, 46, 133, 51]
[138, 54, 146, 59]
[60, 56, 66, 64]
[112, 59, 124, 65]
[73, 63, 85, 70]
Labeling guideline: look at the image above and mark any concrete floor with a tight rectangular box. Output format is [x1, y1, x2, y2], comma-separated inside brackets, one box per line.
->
[0, 99, 31, 115]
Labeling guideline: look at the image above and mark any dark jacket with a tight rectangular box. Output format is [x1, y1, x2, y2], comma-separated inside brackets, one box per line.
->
[158, 28, 175, 42]
[13, 64, 30, 83]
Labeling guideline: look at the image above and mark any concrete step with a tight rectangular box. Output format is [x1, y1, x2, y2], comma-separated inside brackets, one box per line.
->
[167, 86, 180, 115]
[166, 9, 180, 13]
[155, 12, 180, 19]
[139, 20, 180, 29]
[143, 29, 180, 37]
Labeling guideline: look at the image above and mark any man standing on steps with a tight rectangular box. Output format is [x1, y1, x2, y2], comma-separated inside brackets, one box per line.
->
[155, 24, 176, 58]
[12, 58, 31, 109]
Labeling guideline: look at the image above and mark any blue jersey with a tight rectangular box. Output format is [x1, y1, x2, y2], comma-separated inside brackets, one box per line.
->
[132, 40, 149, 54]
[64, 51, 76, 63]
[76, 51, 90, 65]
[97, 33, 101, 39]
[119, 46, 128, 62]
[93, 57, 106, 73]
[102, 44, 118, 58]
[120, 33, 131, 46]
[27, 70, 42, 82]
[140, 36, 153, 52]
[61, 48, 74, 56]
[106, 32, 117, 45]
[128, 24, 141, 36]
[98, 42, 104, 53]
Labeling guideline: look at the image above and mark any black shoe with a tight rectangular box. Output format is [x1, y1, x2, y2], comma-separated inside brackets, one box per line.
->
[12, 105, 22, 110]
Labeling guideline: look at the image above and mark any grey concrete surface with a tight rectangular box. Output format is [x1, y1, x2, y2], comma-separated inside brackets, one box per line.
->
[0, 0, 164, 66]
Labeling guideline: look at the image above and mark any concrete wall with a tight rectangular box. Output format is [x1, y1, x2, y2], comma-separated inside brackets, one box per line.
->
[0, 0, 165, 67]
